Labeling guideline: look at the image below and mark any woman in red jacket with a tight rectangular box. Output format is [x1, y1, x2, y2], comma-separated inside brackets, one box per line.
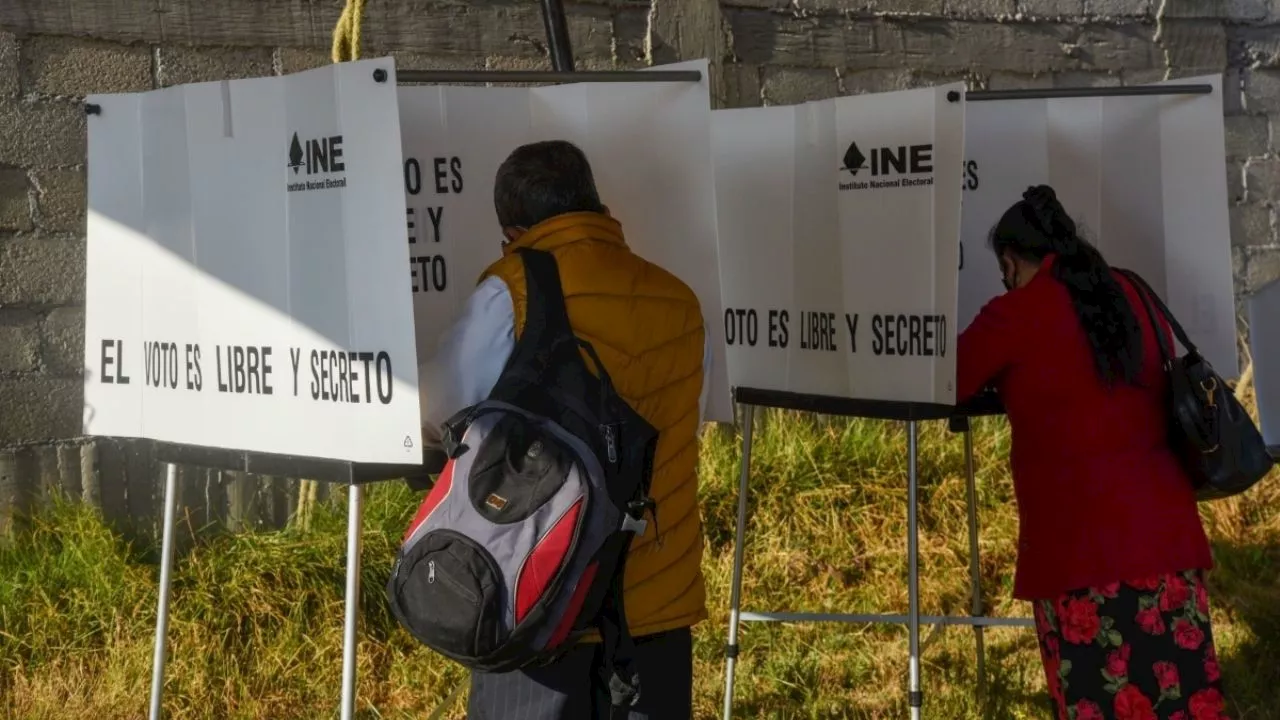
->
[957, 186, 1229, 720]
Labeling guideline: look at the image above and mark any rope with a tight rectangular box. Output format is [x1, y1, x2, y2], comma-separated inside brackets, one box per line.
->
[331, 0, 368, 63]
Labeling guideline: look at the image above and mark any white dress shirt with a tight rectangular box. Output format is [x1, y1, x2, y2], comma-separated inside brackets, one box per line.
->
[419, 275, 714, 443]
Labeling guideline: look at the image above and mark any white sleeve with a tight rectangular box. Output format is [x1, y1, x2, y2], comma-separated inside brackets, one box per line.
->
[698, 325, 713, 425]
[418, 276, 515, 441]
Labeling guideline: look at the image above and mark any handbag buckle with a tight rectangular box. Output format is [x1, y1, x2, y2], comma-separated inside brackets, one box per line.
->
[1201, 377, 1218, 410]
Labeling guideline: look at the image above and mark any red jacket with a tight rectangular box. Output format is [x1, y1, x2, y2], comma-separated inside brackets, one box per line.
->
[957, 256, 1213, 600]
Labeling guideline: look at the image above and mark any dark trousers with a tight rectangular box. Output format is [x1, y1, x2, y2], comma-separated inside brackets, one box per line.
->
[466, 628, 693, 720]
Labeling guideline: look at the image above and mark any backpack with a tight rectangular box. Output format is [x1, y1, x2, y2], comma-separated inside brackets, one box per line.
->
[386, 247, 660, 712]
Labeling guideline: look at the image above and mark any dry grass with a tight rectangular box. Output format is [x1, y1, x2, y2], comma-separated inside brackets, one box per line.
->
[1, 405, 1277, 719]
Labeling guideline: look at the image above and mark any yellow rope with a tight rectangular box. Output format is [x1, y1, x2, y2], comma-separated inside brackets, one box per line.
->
[330, 0, 368, 63]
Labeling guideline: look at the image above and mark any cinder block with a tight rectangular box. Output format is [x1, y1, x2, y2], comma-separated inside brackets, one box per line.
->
[0, 32, 17, 97]
[1017, 0, 1086, 16]
[840, 67, 916, 94]
[614, 8, 650, 68]
[0, 99, 87, 167]
[1224, 114, 1268, 159]
[720, 63, 763, 108]
[1233, 27, 1280, 69]
[276, 47, 329, 75]
[1159, 20, 1228, 70]
[728, 10, 876, 67]
[1074, 24, 1158, 72]
[0, 0, 163, 43]
[1157, 0, 1269, 20]
[1244, 68, 1280, 115]
[762, 66, 839, 105]
[947, 0, 1017, 15]
[1054, 70, 1121, 87]
[986, 71, 1055, 90]
[0, 168, 32, 232]
[0, 309, 40, 373]
[1246, 247, 1280, 291]
[1084, 0, 1152, 16]
[1245, 157, 1280, 201]
[23, 37, 152, 95]
[566, 6, 618, 63]
[0, 376, 82, 444]
[42, 307, 84, 376]
[386, 51, 485, 74]
[0, 237, 86, 306]
[1122, 68, 1171, 85]
[1227, 160, 1245, 204]
[886, 20, 1079, 74]
[156, 46, 274, 87]
[32, 169, 86, 233]
[861, 0, 947, 14]
[1230, 202, 1273, 248]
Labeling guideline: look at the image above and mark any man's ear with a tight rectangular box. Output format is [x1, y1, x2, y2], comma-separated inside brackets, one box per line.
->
[502, 226, 524, 244]
[601, 204, 611, 217]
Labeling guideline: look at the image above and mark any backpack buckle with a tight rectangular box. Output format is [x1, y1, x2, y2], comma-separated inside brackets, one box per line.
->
[621, 497, 657, 537]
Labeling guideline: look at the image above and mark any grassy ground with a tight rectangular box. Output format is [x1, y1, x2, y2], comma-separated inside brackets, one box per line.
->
[1, 407, 1277, 719]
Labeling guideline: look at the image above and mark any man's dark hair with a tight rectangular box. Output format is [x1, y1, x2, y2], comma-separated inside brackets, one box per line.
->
[494, 140, 605, 229]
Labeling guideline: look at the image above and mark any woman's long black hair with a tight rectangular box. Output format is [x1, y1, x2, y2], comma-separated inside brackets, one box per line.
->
[989, 185, 1144, 387]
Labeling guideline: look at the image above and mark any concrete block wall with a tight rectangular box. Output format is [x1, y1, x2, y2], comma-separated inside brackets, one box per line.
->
[0, 0, 1277, 535]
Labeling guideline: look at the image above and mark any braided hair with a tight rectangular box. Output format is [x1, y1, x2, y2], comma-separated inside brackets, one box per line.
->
[988, 185, 1144, 387]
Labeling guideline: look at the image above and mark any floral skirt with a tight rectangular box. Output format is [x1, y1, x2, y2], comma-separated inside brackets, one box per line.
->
[1033, 570, 1229, 720]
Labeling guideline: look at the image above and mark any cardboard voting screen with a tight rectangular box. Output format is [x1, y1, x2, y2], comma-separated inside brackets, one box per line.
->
[399, 60, 732, 422]
[712, 84, 966, 406]
[1248, 278, 1280, 447]
[960, 74, 1238, 378]
[83, 58, 423, 465]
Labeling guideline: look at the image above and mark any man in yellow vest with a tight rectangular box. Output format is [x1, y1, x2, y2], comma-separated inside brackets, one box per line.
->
[417, 139, 712, 719]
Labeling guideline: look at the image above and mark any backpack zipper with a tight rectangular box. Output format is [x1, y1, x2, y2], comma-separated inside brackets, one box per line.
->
[601, 424, 617, 464]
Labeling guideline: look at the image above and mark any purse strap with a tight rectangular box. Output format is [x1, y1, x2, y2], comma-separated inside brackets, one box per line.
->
[1116, 268, 1197, 368]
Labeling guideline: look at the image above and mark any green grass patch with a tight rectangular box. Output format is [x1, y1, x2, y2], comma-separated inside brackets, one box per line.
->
[2, 411, 1277, 719]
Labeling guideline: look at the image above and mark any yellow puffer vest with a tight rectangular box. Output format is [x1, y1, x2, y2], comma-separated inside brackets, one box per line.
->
[480, 211, 708, 639]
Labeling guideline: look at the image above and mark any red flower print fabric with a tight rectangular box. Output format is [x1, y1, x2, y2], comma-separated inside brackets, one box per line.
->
[1032, 570, 1230, 720]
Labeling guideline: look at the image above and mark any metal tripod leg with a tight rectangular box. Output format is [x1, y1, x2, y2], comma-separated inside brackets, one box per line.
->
[340, 484, 364, 720]
[722, 404, 756, 720]
[907, 421, 922, 720]
[963, 429, 987, 698]
[149, 463, 179, 720]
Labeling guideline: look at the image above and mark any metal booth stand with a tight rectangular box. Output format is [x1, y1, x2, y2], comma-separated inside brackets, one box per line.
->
[719, 71, 1221, 720]
[117, 4, 707, 718]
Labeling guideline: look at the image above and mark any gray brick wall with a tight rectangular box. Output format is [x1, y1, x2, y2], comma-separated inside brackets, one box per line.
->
[1, 0, 1278, 534]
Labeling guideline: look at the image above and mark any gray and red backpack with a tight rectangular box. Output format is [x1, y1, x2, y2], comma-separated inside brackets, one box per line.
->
[386, 247, 659, 711]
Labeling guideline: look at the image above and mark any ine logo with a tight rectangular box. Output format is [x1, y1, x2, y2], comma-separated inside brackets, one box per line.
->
[287, 132, 348, 193]
[839, 140, 935, 192]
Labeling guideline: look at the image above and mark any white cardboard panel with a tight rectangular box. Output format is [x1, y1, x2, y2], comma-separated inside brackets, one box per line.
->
[958, 76, 1238, 378]
[404, 60, 733, 422]
[83, 58, 423, 464]
[712, 84, 965, 406]
[1248, 279, 1280, 447]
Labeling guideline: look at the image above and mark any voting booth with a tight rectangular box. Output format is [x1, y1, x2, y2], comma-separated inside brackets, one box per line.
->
[82, 57, 721, 720]
[1248, 278, 1280, 456]
[711, 76, 1238, 720]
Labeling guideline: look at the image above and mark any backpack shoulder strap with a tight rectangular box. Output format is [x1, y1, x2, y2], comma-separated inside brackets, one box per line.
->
[518, 247, 574, 346]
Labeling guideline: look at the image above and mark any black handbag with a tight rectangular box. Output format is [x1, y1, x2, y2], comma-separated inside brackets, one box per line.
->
[1119, 269, 1274, 501]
